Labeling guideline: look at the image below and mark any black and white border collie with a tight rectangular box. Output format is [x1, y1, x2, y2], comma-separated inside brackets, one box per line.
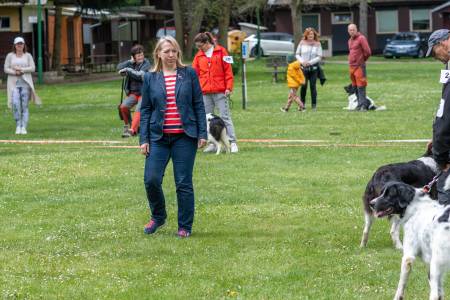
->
[360, 147, 438, 249]
[343, 84, 386, 111]
[371, 182, 450, 300]
[206, 113, 231, 155]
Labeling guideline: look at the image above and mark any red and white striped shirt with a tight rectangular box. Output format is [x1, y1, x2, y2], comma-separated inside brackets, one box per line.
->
[163, 74, 184, 134]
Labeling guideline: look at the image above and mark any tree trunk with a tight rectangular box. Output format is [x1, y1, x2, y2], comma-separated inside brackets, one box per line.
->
[290, 0, 303, 46]
[185, 0, 207, 60]
[172, 0, 185, 54]
[52, 5, 62, 72]
[359, 0, 368, 37]
[217, 0, 231, 48]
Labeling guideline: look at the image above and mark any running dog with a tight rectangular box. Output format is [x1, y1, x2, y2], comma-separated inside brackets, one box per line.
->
[343, 84, 386, 111]
[370, 182, 450, 300]
[206, 113, 231, 155]
[360, 147, 438, 249]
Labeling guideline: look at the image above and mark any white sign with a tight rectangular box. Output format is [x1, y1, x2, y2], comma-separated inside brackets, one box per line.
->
[241, 41, 250, 59]
[28, 16, 37, 24]
[440, 70, 450, 84]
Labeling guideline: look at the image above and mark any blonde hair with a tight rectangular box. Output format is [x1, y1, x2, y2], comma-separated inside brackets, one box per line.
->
[302, 27, 320, 42]
[152, 36, 185, 72]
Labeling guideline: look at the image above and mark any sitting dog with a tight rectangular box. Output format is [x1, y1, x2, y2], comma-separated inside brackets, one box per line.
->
[343, 84, 386, 111]
[370, 182, 450, 300]
[206, 113, 231, 155]
[361, 147, 438, 249]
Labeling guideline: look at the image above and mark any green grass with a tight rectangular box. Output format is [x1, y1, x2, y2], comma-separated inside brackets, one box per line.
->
[0, 57, 445, 299]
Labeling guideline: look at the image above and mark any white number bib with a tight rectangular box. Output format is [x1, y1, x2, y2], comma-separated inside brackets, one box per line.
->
[440, 70, 450, 84]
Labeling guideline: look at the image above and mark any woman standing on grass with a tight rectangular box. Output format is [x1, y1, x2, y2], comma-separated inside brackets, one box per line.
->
[295, 28, 322, 111]
[4, 37, 41, 134]
[139, 36, 207, 238]
[192, 32, 239, 153]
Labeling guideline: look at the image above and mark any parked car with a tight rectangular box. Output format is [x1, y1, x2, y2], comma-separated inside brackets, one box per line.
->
[156, 27, 176, 39]
[383, 32, 427, 58]
[244, 32, 295, 57]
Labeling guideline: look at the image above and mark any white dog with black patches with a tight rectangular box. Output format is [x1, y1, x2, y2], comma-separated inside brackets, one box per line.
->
[371, 181, 450, 300]
[343, 84, 386, 111]
[205, 113, 231, 155]
[361, 154, 438, 249]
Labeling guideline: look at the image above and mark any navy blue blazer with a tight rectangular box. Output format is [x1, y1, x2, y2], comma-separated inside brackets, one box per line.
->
[139, 66, 207, 145]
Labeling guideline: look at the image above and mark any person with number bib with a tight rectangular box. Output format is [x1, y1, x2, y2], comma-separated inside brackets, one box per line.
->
[426, 29, 450, 205]
[192, 32, 238, 153]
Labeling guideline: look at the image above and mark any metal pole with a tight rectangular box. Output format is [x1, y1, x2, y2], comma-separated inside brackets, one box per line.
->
[37, 0, 43, 84]
[256, 5, 261, 59]
[241, 58, 247, 110]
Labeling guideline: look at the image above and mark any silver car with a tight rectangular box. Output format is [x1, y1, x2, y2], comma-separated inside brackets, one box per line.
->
[245, 32, 295, 57]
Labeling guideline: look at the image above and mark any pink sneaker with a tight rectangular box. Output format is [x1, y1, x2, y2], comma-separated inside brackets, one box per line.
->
[144, 219, 164, 234]
[177, 228, 191, 238]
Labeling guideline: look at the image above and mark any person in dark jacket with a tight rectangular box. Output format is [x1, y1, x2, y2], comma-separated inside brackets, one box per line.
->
[347, 23, 371, 111]
[139, 36, 207, 238]
[117, 44, 151, 137]
[426, 29, 450, 204]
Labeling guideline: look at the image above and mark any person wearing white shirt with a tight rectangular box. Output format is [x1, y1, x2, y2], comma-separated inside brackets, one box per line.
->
[4, 37, 41, 134]
[295, 28, 323, 111]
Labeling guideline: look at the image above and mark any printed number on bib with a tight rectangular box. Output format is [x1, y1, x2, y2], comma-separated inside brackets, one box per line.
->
[440, 70, 450, 84]
[223, 56, 233, 64]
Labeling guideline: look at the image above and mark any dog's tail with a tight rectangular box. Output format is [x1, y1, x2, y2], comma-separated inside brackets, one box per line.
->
[221, 129, 231, 153]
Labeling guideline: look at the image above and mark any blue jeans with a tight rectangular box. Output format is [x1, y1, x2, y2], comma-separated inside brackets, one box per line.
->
[143, 133, 198, 232]
[12, 86, 30, 128]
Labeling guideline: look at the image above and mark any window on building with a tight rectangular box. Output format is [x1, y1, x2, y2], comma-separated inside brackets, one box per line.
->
[332, 12, 352, 24]
[0, 17, 10, 30]
[376, 10, 398, 33]
[302, 14, 320, 34]
[411, 9, 431, 31]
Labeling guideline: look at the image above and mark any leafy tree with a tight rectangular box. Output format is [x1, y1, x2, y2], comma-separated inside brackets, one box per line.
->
[290, 0, 303, 45]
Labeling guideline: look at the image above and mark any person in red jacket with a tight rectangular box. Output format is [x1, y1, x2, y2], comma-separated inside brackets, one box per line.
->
[192, 32, 238, 153]
[348, 23, 371, 111]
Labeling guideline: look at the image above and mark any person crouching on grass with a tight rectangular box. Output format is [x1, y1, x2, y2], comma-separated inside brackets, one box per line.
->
[280, 60, 305, 112]
[117, 44, 151, 138]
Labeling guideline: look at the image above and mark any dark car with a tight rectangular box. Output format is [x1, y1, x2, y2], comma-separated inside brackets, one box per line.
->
[383, 32, 427, 58]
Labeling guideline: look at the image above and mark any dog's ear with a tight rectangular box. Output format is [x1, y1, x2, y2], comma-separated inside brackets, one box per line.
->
[397, 183, 415, 208]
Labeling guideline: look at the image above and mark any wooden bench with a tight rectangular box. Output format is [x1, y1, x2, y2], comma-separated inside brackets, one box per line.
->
[266, 56, 288, 83]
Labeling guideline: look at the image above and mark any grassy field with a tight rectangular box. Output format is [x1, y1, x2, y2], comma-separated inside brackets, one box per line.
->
[0, 56, 445, 299]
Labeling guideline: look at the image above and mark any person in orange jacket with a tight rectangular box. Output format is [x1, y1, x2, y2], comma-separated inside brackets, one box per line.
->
[280, 60, 305, 112]
[192, 32, 238, 153]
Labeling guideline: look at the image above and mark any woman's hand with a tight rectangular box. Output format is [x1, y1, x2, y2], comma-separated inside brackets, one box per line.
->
[198, 139, 207, 149]
[140, 143, 150, 156]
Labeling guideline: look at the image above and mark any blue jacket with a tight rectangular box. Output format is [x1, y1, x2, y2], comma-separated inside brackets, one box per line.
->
[139, 66, 207, 145]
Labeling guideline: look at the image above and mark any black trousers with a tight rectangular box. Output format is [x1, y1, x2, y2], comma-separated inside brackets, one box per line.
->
[437, 169, 450, 205]
[300, 67, 318, 108]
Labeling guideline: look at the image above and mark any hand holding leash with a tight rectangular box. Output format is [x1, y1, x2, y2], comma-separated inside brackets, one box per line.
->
[198, 139, 207, 149]
[140, 143, 150, 156]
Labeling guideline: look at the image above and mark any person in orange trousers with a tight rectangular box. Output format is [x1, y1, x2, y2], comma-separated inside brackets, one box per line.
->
[117, 44, 151, 137]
